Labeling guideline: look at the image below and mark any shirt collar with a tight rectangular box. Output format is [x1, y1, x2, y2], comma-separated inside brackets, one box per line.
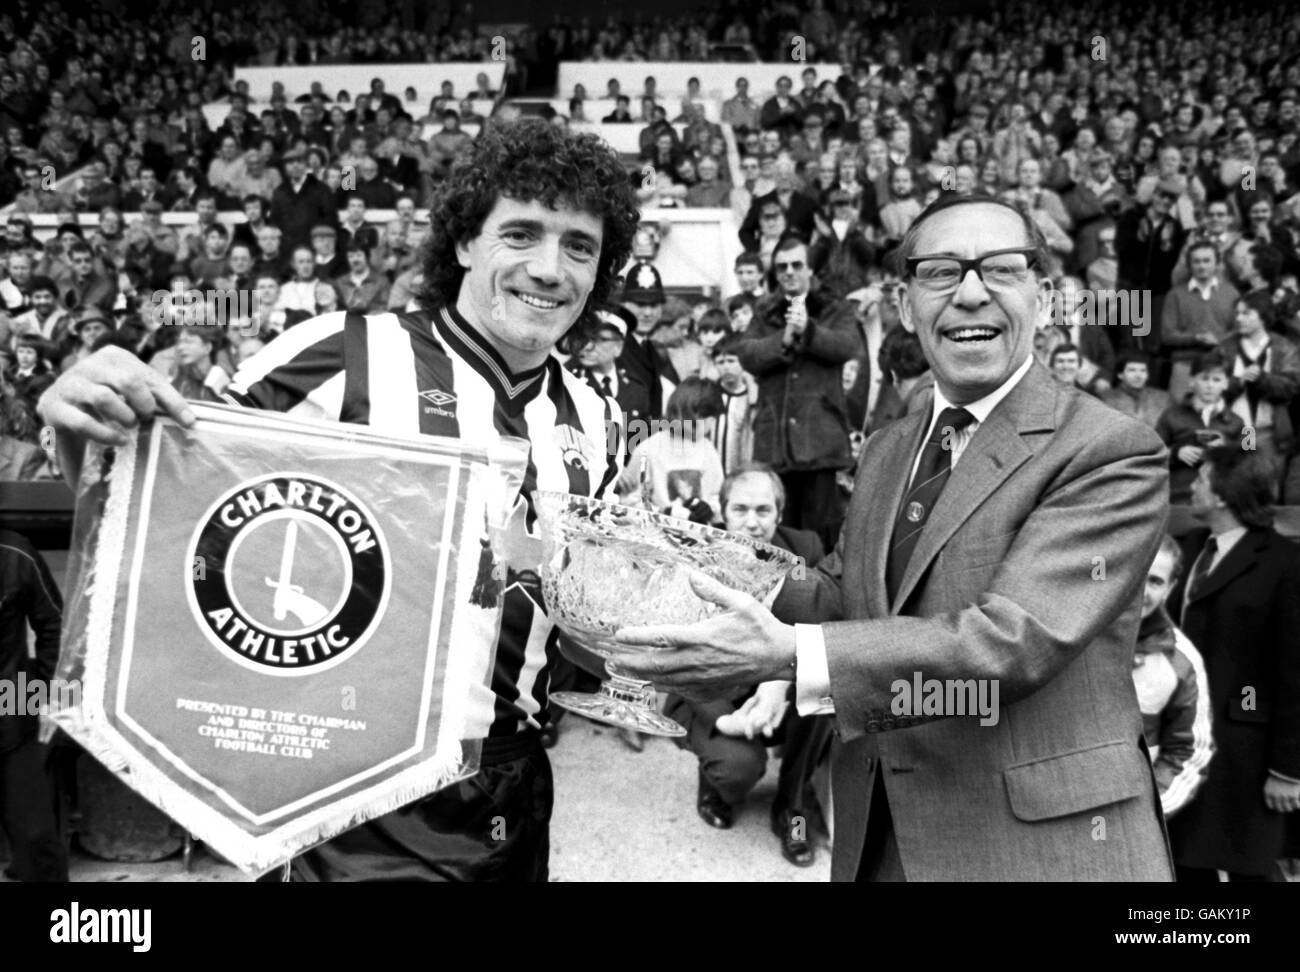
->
[1209, 524, 1248, 547]
[926, 353, 1033, 433]
[433, 303, 547, 412]
[1188, 276, 1218, 296]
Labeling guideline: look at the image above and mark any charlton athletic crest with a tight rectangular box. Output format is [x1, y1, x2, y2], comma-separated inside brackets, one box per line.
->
[187, 473, 391, 676]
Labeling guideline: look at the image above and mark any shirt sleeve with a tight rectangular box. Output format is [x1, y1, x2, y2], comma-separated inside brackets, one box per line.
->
[223, 311, 348, 418]
[795, 623, 835, 715]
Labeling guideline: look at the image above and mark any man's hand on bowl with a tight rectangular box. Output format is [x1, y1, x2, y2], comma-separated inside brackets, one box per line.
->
[611, 571, 797, 701]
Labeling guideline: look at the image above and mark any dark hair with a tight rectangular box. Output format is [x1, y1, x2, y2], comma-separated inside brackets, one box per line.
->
[774, 235, 806, 258]
[665, 376, 725, 422]
[878, 326, 929, 382]
[1185, 240, 1219, 267]
[14, 332, 49, 357]
[1049, 342, 1080, 365]
[734, 251, 763, 272]
[1204, 444, 1277, 528]
[28, 275, 58, 298]
[712, 335, 743, 363]
[179, 323, 219, 346]
[1115, 350, 1151, 371]
[1235, 290, 1274, 329]
[1246, 241, 1284, 287]
[415, 118, 638, 335]
[697, 308, 729, 334]
[1191, 349, 1228, 376]
[891, 193, 1050, 278]
[726, 292, 757, 314]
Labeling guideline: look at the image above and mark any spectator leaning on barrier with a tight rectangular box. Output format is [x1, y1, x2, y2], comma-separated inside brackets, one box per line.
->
[737, 235, 861, 549]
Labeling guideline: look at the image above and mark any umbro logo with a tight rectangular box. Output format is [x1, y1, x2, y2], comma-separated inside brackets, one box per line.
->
[418, 389, 456, 407]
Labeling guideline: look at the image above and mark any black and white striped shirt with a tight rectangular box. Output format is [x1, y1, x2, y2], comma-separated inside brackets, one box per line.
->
[224, 304, 622, 737]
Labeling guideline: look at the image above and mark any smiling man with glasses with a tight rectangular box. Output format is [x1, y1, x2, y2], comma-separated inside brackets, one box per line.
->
[616, 194, 1175, 882]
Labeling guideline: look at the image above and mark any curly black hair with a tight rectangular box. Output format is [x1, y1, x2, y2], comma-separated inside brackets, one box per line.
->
[416, 118, 640, 336]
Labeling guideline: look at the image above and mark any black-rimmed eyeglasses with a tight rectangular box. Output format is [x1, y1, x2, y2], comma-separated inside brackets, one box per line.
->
[903, 248, 1039, 292]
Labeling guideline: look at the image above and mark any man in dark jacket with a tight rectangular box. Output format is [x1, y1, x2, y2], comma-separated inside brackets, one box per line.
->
[566, 307, 652, 466]
[617, 263, 669, 421]
[0, 530, 68, 881]
[737, 237, 862, 548]
[270, 147, 338, 252]
[1167, 446, 1300, 881]
[740, 161, 819, 252]
[1116, 180, 1188, 358]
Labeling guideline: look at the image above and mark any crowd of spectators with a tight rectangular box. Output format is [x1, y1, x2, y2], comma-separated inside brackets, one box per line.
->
[564, 0, 1300, 511]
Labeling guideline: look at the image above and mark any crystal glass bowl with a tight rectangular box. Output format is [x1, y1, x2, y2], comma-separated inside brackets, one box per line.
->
[532, 490, 802, 736]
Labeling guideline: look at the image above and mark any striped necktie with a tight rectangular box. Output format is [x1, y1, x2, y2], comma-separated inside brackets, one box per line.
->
[886, 406, 976, 605]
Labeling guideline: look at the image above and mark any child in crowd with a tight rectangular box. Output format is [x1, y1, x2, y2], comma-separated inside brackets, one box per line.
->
[733, 251, 766, 298]
[1155, 351, 1245, 503]
[726, 292, 756, 334]
[4, 334, 56, 413]
[617, 377, 725, 524]
[709, 335, 757, 475]
[696, 308, 731, 381]
[1133, 535, 1214, 817]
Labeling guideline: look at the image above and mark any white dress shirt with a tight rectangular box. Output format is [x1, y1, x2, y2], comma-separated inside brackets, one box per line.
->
[795, 354, 1035, 715]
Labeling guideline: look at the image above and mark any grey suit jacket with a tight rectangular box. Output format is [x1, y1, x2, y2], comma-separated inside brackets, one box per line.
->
[774, 361, 1175, 881]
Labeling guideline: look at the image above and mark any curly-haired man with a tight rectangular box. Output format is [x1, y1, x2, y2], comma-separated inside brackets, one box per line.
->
[39, 119, 641, 881]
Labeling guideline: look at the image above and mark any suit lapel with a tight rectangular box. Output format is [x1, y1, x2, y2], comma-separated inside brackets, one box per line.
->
[890, 364, 1056, 613]
[857, 410, 928, 618]
[1185, 528, 1270, 606]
